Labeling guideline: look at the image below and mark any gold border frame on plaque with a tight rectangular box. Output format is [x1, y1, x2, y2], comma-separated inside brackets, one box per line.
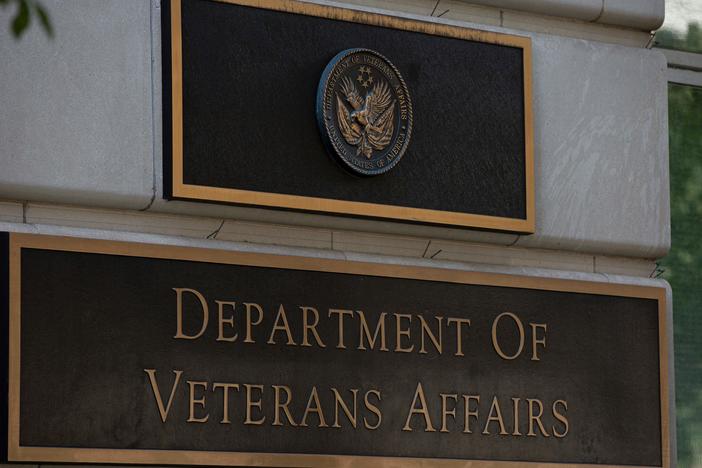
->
[167, 0, 536, 233]
[6, 233, 668, 467]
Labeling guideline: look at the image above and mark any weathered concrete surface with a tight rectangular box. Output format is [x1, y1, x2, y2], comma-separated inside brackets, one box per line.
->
[0, 0, 154, 209]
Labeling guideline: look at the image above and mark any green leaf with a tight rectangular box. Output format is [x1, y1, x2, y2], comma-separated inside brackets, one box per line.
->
[34, 2, 52, 37]
[11, 0, 30, 38]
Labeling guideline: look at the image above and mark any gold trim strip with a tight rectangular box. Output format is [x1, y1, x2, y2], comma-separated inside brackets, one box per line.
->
[659, 292, 671, 466]
[9, 446, 667, 468]
[7, 232, 21, 463]
[169, 0, 536, 233]
[6, 232, 669, 468]
[171, 0, 183, 193]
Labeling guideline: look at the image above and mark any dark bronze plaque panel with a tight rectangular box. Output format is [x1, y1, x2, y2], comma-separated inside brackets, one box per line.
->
[2, 234, 668, 467]
[163, 0, 535, 232]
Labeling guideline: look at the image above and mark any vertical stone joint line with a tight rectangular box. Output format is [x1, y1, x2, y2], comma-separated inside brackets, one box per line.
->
[422, 240, 432, 258]
[141, 0, 159, 212]
[592, 0, 606, 23]
[430, 0, 441, 17]
[206, 220, 226, 240]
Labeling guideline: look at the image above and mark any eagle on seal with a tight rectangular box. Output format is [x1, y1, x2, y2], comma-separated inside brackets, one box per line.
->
[336, 75, 396, 159]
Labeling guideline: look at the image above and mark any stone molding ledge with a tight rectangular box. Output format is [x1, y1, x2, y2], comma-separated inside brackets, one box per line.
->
[462, 0, 664, 31]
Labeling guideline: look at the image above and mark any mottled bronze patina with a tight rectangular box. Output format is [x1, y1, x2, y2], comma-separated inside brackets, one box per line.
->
[317, 49, 413, 176]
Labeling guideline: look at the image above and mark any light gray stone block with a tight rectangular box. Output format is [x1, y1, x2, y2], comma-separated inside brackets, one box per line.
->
[0, 0, 154, 209]
[594, 255, 658, 277]
[24, 203, 224, 239]
[216, 219, 333, 250]
[470, 0, 603, 22]
[515, 41, 669, 258]
[0, 201, 23, 223]
[461, 0, 665, 30]
[0, 220, 666, 286]
[150, 1, 670, 258]
[0, 0, 670, 260]
[600, 0, 665, 30]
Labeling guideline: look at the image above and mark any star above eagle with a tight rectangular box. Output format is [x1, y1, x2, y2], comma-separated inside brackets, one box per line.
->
[336, 71, 396, 159]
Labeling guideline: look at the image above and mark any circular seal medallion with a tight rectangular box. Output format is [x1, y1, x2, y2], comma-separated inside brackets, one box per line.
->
[316, 48, 413, 177]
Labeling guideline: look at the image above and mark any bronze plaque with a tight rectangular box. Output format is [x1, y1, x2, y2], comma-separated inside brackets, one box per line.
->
[1, 233, 669, 467]
[163, 0, 535, 232]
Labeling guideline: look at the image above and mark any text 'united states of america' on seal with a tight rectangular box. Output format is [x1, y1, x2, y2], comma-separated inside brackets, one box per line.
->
[316, 48, 413, 177]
